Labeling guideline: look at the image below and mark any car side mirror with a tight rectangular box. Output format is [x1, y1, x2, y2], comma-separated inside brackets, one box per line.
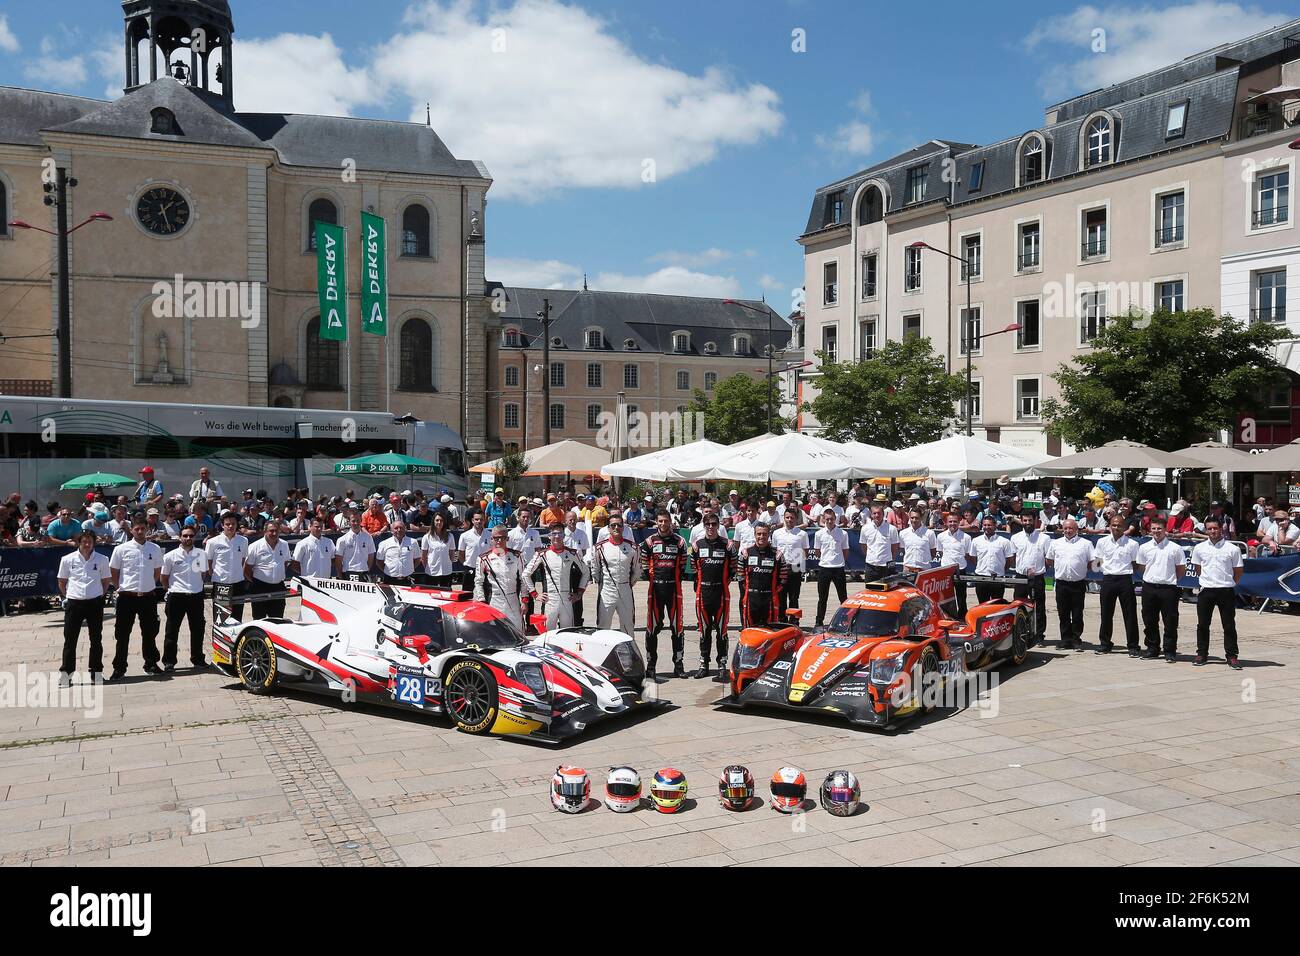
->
[398, 634, 434, 665]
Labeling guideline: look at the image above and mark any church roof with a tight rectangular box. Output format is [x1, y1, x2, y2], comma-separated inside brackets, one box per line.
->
[0, 78, 490, 180]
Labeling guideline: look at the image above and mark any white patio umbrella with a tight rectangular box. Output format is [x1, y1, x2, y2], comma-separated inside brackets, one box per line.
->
[470, 439, 611, 477]
[673, 432, 924, 482]
[840, 440, 930, 479]
[601, 439, 727, 481]
[904, 435, 1050, 481]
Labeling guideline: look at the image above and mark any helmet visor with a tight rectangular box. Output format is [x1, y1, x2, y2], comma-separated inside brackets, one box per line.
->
[606, 782, 640, 798]
[722, 785, 751, 801]
[824, 786, 855, 804]
[558, 781, 586, 798]
[770, 782, 806, 799]
[651, 787, 684, 803]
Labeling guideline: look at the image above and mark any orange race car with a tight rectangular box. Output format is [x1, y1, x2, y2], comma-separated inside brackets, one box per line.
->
[718, 565, 1035, 730]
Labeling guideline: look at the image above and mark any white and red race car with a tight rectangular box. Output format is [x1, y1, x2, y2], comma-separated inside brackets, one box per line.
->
[211, 577, 664, 743]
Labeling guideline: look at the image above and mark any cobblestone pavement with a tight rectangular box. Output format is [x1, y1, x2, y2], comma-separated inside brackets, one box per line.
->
[1, 584, 1298, 867]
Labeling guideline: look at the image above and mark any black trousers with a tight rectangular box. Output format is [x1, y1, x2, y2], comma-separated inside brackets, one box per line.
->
[815, 567, 847, 626]
[163, 592, 207, 666]
[425, 574, 457, 588]
[382, 574, 413, 587]
[954, 576, 968, 618]
[1055, 579, 1087, 644]
[1196, 587, 1238, 659]
[779, 572, 802, 617]
[1141, 583, 1180, 653]
[646, 582, 684, 666]
[212, 580, 246, 622]
[61, 596, 106, 674]
[1013, 575, 1047, 638]
[863, 563, 889, 583]
[248, 578, 286, 620]
[1098, 574, 1138, 649]
[113, 591, 161, 672]
[696, 584, 729, 667]
[973, 576, 1005, 603]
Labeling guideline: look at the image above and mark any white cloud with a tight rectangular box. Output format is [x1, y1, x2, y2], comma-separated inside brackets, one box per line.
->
[1025, 2, 1290, 100]
[370, 0, 783, 199]
[649, 247, 751, 268]
[589, 266, 741, 298]
[487, 257, 583, 289]
[233, 33, 377, 115]
[24, 52, 87, 87]
[815, 89, 876, 157]
[0, 16, 20, 54]
[758, 274, 786, 292]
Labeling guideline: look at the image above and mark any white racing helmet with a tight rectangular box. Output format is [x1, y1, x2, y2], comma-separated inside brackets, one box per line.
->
[551, 765, 590, 814]
[604, 766, 642, 812]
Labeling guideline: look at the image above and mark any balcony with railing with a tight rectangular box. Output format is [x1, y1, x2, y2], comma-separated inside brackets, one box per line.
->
[1155, 223, 1185, 246]
[1251, 306, 1287, 323]
[1017, 250, 1040, 271]
[1081, 237, 1107, 259]
[1252, 206, 1289, 227]
[1239, 100, 1300, 139]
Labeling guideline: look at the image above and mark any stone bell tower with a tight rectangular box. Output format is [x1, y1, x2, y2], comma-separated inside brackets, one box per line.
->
[122, 0, 235, 103]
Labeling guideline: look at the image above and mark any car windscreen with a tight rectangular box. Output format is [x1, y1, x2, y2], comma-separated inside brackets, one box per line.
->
[445, 615, 526, 650]
[826, 606, 899, 637]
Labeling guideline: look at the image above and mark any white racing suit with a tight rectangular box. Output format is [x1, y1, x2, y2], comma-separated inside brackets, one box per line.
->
[473, 549, 526, 634]
[589, 538, 640, 634]
[524, 548, 589, 630]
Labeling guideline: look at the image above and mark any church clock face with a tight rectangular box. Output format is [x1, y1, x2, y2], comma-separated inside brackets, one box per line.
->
[135, 186, 191, 236]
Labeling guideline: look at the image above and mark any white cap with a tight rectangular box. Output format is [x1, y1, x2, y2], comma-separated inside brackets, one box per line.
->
[441, 494, 452, 503]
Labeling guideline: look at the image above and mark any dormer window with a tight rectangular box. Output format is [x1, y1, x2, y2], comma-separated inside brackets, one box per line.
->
[672, 331, 690, 353]
[503, 327, 522, 348]
[585, 328, 604, 349]
[1084, 115, 1114, 168]
[1166, 101, 1188, 139]
[1018, 134, 1045, 185]
[150, 108, 180, 135]
[968, 161, 985, 192]
[732, 334, 750, 355]
[825, 191, 846, 225]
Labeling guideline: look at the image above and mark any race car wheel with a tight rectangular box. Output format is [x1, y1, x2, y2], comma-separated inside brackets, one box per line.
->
[444, 659, 499, 735]
[919, 645, 941, 715]
[234, 629, 278, 694]
[1009, 609, 1031, 667]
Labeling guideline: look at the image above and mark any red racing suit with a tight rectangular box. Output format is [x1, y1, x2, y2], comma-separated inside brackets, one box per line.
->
[640, 532, 687, 668]
[740, 544, 788, 629]
[692, 534, 736, 668]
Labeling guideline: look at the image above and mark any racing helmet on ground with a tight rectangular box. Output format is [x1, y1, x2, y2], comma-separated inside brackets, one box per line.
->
[769, 767, 808, 813]
[819, 770, 861, 817]
[718, 765, 755, 811]
[605, 766, 642, 812]
[551, 765, 590, 814]
[650, 768, 688, 813]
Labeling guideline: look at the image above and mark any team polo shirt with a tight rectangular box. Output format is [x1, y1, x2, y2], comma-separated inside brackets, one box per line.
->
[58, 550, 111, 599]
[937, 529, 973, 569]
[205, 532, 249, 585]
[813, 527, 849, 568]
[1136, 538, 1185, 586]
[970, 533, 1016, 576]
[336, 529, 376, 572]
[1047, 535, 1093, 581]
[293, 535, 337, 578]
[899, 526, 937, 568]
[246, 538, 292, 584]
[1095, 534, 1140, 576]
[109, 540, 164, 592]
[162, 547, 209, 594]
[1191, 539, 1243, 589]
[376, 536, 420, 577]
[859, 520, 899, 566]
[1009, 529, 1050, 576]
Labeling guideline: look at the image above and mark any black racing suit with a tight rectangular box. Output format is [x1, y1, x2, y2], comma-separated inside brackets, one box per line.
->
[740, 544, 787, 629]
[641, 533, 687, 669]
[692, 536, 736, 668]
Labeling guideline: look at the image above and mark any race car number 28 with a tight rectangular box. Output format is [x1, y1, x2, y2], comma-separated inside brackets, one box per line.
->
[394, 668, 431, 707]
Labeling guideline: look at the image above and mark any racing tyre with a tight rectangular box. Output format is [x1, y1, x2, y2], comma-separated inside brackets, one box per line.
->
[444, 659, 499, 735]
[918, 645, 941, 715]
[1009, 609, 1031, 667]
[234, 629, 278, 694]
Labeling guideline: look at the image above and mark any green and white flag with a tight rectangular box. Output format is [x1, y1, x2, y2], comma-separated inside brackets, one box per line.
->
[316, 221, 347, 342]
[360, 211, 389, 337]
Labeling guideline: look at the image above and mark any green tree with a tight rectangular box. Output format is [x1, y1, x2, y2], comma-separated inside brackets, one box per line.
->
[687, 373, 786, 443]
[493, 449, 528, 499]
[1042, 309, 1287, 450]
[805, 337, 967, 447]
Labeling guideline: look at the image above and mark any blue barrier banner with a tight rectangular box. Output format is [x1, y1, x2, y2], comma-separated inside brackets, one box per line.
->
[1235, 553, 1300, 601]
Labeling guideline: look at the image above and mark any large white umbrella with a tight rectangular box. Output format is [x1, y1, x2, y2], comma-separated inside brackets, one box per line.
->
[470, 439, 611, 477]
[905, 435, 1049, 481]
[1250, 438, 1300, 472]
[674, 432, 924, 482]
[601, 439, 727, 481]
[840, 441, 930, 479]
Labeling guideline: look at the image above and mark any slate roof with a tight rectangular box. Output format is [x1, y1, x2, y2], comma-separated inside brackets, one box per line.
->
[0, 78, 489, 180]
[492, 287, 791, 357]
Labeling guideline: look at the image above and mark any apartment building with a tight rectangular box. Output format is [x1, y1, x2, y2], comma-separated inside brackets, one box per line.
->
[799, 20, 1300, 457]
[487, 286, 790, 455]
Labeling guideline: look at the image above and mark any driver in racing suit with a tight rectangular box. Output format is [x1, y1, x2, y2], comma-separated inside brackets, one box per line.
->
[740, 522, 788, 629]
[473, 526, 526, 634]
[691, 512, 736, 682]
[524, 527, 589, 630]
[588, 514, 640, 645]
[640, 511, 687, 680]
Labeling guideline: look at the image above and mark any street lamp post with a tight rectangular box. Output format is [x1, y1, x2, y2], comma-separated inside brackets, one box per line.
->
[908, 241, 1019, 438]
[9, 183, 113, 398]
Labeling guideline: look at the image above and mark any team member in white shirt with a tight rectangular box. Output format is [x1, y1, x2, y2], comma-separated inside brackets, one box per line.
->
[420, 512, 457, 586]
[57, 531, 113, 684]
[245, 521, 293, 619]
[899, 509, 938, 573]
[1191, 518, 1245, 668]
[1092, 516, 1141, 655]
[1046, 518, 1095, 650]
[937, 512, 975, 617]
[455, 511, 490, 594]
[108, 517, 165, 679]
[1135, 515, 1187, 661]
[772, 508, 809, 616]
[969, 516, 1017, 602]
[161, 526, 210, 671]
[731, 504, 757, 552]
[206, 512, 250, 622]
[1009, 511, 1050, 642]
[811, 510, 850, 627]
[859, 505, 901, 581]
[335, 512, 377, 581]
[292, 517, 338, 579]
[376, 521, 421, 585]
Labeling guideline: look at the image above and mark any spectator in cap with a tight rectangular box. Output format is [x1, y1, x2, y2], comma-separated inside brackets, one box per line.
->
[133, 467, 164, 509]
[485, 488, 512, 529]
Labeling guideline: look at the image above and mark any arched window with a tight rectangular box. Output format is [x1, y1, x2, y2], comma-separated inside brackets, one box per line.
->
[401, 204, 431, 257]
[1084, 116, 1113, 168]
[503, 327, 522, 347]
[400, 318, 435, 390]
[858, 185, 883, 224]
[305, 319, 341, 388]
[307, 198, 338, 252]
[1019, 135, 1045, 185]
[150, 108, 180, 135]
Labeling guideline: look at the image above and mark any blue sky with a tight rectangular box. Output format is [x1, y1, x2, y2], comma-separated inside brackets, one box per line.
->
[1, 1, 1293, 310]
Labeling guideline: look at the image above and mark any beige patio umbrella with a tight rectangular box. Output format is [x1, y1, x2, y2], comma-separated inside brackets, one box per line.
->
[1032, 440, 1211, 473]
[1172, 441, 1258, 471]
[470, 439, 611, 477]
[1250, 438, 1300, 472]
